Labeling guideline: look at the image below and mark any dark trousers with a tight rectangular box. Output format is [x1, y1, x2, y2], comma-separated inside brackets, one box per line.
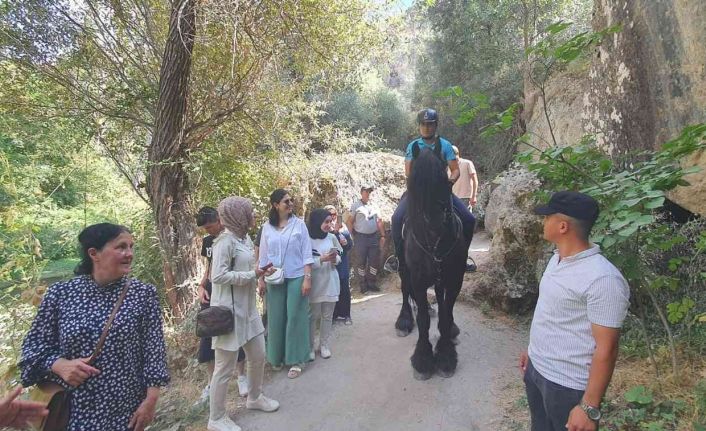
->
[391, 193, 475, 256]
[352, 233, 380, 289]
[524, 359, 585, 431]
[333, 275, 351, 319]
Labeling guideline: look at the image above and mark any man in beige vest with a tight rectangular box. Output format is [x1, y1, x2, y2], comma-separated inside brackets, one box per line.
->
[347, 185, 385, 294]
[451, 145, 478, 211]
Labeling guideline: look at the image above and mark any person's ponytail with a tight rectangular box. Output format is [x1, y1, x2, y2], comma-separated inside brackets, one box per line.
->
[74, 223, 130, 275]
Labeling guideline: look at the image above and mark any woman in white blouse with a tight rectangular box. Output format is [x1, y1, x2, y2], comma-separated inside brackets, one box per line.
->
[307, 209, 343, 360]
[208, 197, 279, 431]
[258, 189, 314, 379]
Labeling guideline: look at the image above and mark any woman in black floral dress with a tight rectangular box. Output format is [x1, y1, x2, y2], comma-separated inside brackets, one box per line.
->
[20, 223, 170, 430]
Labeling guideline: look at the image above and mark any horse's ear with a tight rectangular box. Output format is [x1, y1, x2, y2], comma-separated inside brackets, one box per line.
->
[434, 136, 442, 158]
[412, 142, 420, 159]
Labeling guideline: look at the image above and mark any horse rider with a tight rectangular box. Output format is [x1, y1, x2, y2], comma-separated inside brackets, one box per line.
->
[391, 108, 476, 266]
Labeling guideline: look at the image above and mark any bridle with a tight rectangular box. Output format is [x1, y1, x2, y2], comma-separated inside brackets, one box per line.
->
[407, 196, 462, 281]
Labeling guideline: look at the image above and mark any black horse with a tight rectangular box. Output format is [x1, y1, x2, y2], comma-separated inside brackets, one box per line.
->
[394, 142, 468, 380]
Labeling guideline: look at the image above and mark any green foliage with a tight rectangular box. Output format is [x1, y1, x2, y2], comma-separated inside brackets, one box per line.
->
[666, 298, 695, 324]
[696, 380, 706, 428]
[527, 21, 621, 68]
[415, 0, 592, 177]
[322, 80, 412, 150]
[602, 385, 688, 430]
[625, 386, 654, 406]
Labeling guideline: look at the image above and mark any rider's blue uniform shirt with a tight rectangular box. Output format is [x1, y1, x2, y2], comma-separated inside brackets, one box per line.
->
[404, 136, 457, 162]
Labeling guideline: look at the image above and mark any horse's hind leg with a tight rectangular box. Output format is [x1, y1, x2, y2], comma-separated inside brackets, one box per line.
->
[411, 285, 434, 380]
[395, 265, 415, 337]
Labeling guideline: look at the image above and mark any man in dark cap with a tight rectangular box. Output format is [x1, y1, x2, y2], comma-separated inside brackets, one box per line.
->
[519, 191, 630, 431]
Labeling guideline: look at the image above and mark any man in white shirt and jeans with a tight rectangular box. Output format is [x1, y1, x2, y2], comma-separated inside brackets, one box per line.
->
[519, 191, 630, 431]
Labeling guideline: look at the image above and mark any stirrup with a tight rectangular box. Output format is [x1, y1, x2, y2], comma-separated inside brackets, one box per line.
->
[466, 256, 477, 273]
[383, 255, 399, 273]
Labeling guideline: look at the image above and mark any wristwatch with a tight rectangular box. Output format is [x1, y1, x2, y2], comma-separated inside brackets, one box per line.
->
[580, 401, 601, 421]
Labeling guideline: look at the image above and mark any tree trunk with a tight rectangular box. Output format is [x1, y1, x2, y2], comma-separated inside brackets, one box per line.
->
[147, 0, 199, 319]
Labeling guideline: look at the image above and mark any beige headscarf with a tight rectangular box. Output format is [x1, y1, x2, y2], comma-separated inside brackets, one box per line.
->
[217, 196, 253, 238]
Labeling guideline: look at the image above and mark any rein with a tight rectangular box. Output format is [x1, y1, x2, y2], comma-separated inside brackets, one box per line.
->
[408, 200, 462, 274]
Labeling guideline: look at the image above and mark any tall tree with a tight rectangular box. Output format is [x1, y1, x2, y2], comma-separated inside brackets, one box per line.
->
[147, 0, 198, 315]
[0, 0, 379, 317]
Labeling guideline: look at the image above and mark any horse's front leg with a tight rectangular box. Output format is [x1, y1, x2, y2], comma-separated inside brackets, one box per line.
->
[410, 282, 434, 380]
[395, 264, 415, 337]
[436, 282, 460, 340]
[435, 275, 461, 377]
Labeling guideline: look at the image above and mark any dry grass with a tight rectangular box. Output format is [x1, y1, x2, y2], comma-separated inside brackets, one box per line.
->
[496, 376, 531, 430]
[604, 349, 706, 430]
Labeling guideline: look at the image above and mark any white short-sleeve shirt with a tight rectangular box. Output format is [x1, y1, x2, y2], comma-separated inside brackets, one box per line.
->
[528, 244, 630, 390]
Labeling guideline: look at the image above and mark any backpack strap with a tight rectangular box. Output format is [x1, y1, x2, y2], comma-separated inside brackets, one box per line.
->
[434, 135, 443, 159]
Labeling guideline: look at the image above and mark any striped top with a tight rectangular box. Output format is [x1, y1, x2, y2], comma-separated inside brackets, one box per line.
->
[528, 244, 630, 390]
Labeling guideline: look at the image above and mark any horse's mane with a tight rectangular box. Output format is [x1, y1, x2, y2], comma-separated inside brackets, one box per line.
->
[407, 147, 451, 226]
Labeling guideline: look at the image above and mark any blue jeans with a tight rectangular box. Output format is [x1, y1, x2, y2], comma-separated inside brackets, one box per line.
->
[391, 193, 475, 255]
[524, 359, 587, 431]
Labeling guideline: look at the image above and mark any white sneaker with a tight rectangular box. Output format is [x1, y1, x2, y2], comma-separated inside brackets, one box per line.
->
[246, 393, 280, 412]
[320, 345, 332, 359]
[309, 349, 315, 361]
[237, 375, 249, 397]
[207, 415, 241, 431]
[195, 384, 210, 405]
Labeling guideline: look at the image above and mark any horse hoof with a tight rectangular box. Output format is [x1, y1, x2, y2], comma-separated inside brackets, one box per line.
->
[413, 370, 433, 381]
[396, 329, 411, 337]
[437, 368, 455, 378]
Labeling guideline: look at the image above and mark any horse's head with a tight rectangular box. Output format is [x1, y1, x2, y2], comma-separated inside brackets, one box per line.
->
[407, 144, 452, 222]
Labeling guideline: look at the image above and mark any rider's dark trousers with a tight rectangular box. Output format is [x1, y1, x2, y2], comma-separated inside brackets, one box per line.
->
[391, 193, 475, 257]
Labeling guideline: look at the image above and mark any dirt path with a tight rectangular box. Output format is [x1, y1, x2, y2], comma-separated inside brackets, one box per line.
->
[181, 230, 529, 431]
[230, 250, 526, 430]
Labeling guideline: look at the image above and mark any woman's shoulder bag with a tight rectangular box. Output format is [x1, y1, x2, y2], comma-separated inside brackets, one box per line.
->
[196, 258, 235, 338]
[264, 223, 294, 285]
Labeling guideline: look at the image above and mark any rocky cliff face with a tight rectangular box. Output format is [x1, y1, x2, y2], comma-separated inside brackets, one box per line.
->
[469, 167, 549, 313]
[586, 0, 706, 215]
[524, 68, 590, 151]
[525, 0, 706, 215]
[481, 0, 706, 314]
[296, 152, 407, 263]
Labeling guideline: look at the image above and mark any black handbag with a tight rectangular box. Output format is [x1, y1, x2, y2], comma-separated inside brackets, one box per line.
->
[195, 299, 233, 337]
[196, 258, 235, 338]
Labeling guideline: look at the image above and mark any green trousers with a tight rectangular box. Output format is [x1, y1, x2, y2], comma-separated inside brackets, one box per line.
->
[266, 276, 311, 366]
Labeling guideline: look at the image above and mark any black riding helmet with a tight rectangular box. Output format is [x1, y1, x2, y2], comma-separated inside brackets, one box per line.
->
[416, 108, 438, 124]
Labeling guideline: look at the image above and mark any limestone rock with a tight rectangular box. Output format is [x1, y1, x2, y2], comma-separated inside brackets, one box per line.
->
[296, 152, 407, 264]
[524, 67, 591, 151]
[469, 167, 548, 313]
[585, 0, 706, 215]
[303, 152, 406, 222]
[522, 1, 706, 216]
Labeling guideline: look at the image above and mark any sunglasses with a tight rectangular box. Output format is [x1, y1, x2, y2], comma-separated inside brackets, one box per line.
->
[280, 198, 293, 204]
